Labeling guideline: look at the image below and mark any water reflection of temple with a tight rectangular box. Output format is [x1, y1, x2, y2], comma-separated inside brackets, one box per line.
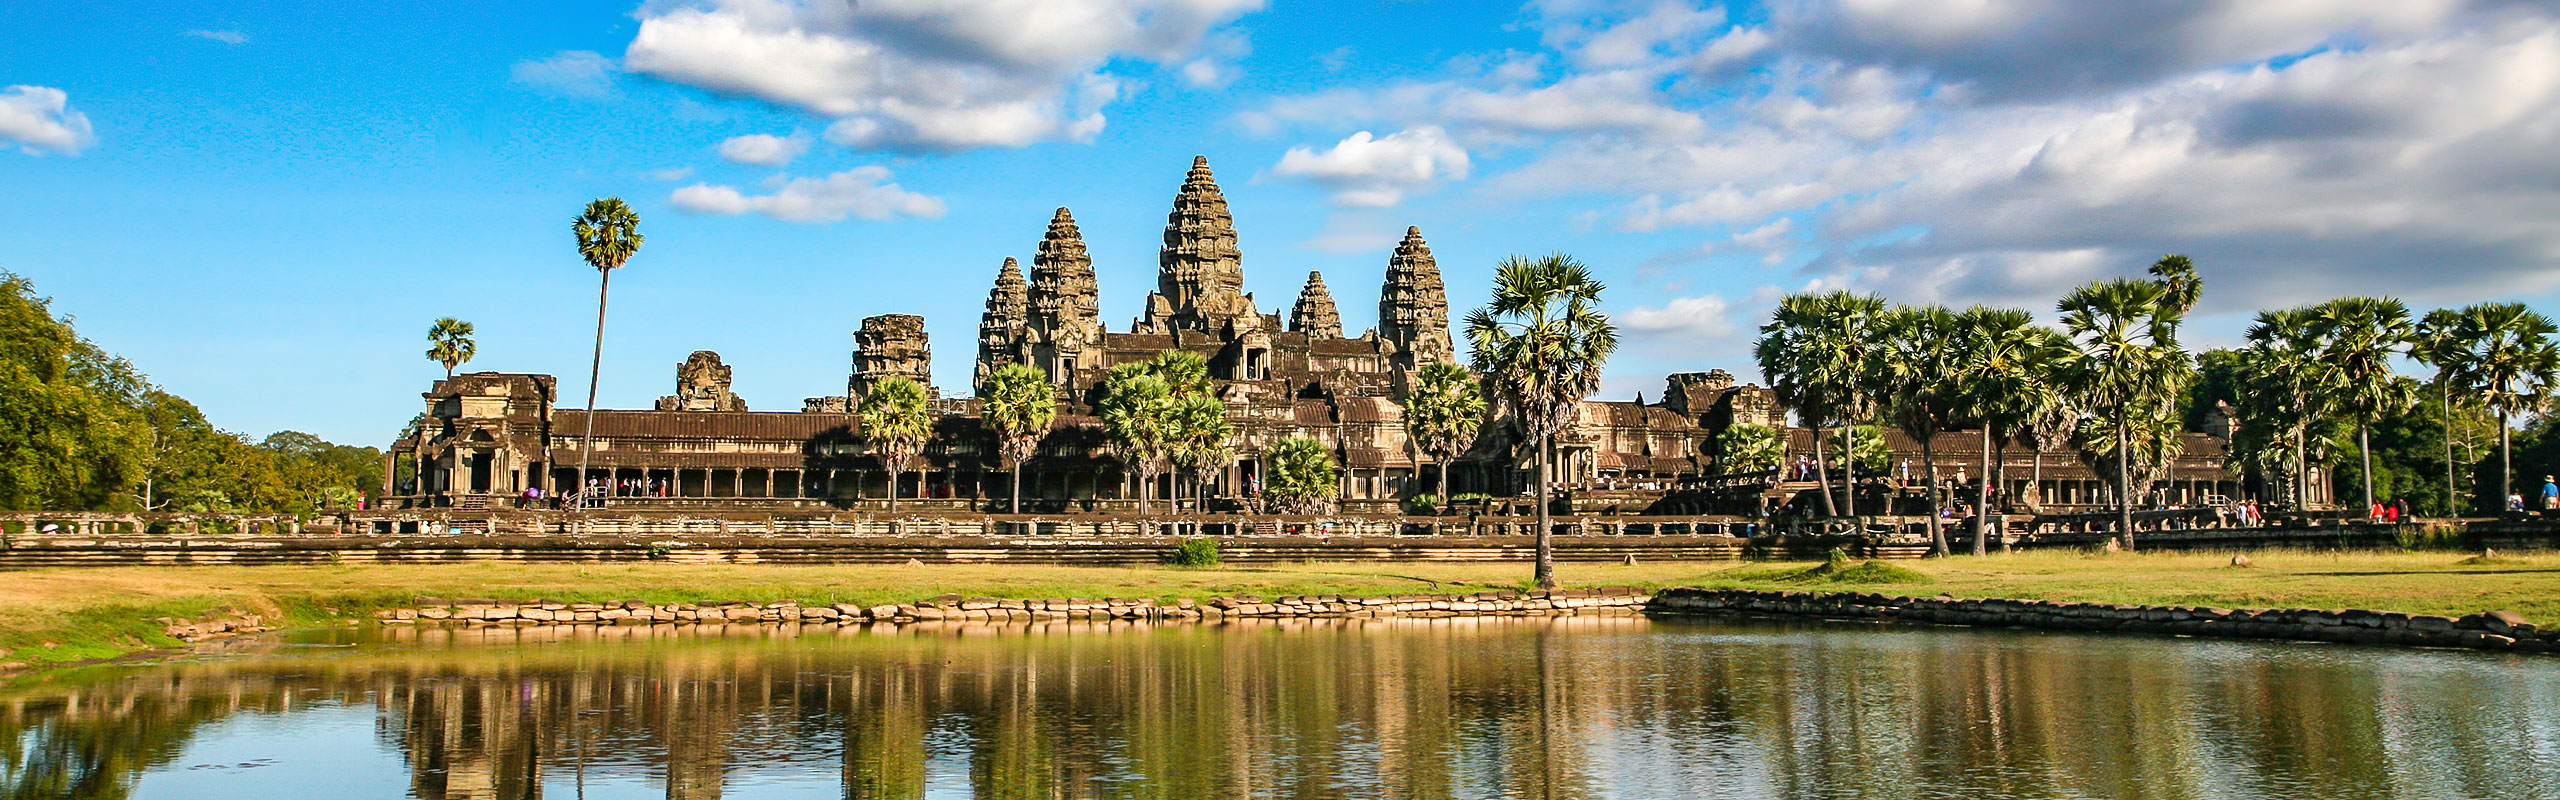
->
[0, 620, 2550, 799]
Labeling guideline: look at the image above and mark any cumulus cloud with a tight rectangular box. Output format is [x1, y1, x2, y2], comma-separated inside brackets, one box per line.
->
[0, 85, 95, 156]
[512, 50, 615, 97]
[622, 0, 1261, 152]
[184, 29, 247, 44]
[717, 133, 809, 166]
[1272, 127, 1470, 207]
[670, 166, 947, 223]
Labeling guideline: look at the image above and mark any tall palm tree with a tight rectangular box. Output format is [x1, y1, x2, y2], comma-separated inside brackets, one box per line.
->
[980, 363, 1055, 514]
[1167, 392, 1233, 521]
[2308, 297, 2416, 514]
[425, 317, 476, 379]
[2411, 308, 2466, 516]
[2011, 339, 2080, 513]
[1405, 362, 1486, 515]
[2147, 254, 2202, 321]
[1464, 253, 1617, 590]
[2447, 302, 2560, 512]
[571, 198, 642, 500]
[859, 376, 932, 512]
[1753, 291, 1886, 518]
[2241, 308, 2326, 509]
[1098, 364, 1174, 515]
[2058, 277, 2184, 549]
[1871, 305, 1962, 555]
[1951, 306, 2051, 555]
[1264, 437, 1342, 514]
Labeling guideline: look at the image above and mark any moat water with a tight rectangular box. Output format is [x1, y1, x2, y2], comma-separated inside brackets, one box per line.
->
[1, 616, 2553, 799]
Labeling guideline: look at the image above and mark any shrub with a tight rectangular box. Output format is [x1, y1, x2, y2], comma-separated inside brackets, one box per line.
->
[1166, 536, 1222, 567]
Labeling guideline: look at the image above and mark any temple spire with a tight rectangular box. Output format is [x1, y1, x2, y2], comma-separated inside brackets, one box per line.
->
[1290, 271, 1343, 339]
[1379, 225, 1453, 371]
[974, 256, 1029, 392]
[1026, 208, 1101, 383]
[1136, 155, 1257, 335]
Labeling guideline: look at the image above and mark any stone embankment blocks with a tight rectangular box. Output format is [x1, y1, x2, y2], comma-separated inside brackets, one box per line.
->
[1647, 588, 2556, 653]
[375, 587, 1651, 627]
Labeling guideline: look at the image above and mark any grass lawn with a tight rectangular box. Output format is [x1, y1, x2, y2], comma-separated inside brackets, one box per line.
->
[0, 548, 2551, 668]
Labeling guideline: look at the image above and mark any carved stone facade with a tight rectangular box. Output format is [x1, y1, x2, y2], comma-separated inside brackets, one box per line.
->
[655, 350, 747, 412]
[1022, 208, 1101, 387]
[1289, 271, 1343, 339]
[1378, 226, 1453, 373]
[975, 256, 1029, 393]
[1132, 157, 1267, 337]
[849, 314, 933, 401]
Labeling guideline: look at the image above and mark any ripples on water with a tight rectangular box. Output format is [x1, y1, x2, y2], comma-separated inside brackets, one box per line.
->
[0, 616, 2552, 799]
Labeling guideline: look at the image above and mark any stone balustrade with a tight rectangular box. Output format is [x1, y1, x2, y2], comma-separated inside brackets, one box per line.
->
[374, 587, 1653, 627]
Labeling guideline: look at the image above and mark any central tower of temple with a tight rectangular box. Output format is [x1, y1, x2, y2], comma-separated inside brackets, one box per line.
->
[1134, 156, 1264, 336]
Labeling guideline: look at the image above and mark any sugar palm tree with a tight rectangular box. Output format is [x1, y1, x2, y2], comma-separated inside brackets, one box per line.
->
[2410, 308, 2466, 516]
[571, 198, 643, 499]
[1167, 392, 1233, 521]
[980, 363, 1055, 514]
[1464, 253, 1617, 590]
[1404, 362, 1486, 515]
[2058, 277, 2185, 549]
[2447, 302, 2560, 512]
[2242, 308, 2326, 509]
[2011, 338, 2080, 513]
[1716, 423, 1786, 473]
[425, 317, 476, 379]
[2309, 297, 2416, 514]
[1951, 306, 2053, 555]
[1098, 364, 1174, 515]
[1264, 436, 1341, 514]
[859, 376, 932, 512]
[1753, 291, 1886, 518]
[1871, 305, 1962, 555]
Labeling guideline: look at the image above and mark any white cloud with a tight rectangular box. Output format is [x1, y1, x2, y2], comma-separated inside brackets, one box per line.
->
[622, 0, 1262, 152]
[716, 133, 808, 166]
[1272, 127, 1470, 207]
[670, 166, 947, 223]
[184, 29, 247, 44]
[0, 85, 94, 156]
[511, 50, 615, 97]
[645, 166, 697, 181]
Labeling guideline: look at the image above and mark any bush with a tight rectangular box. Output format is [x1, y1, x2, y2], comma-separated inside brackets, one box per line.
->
[1403, 494, 1441, 515]
[1165, 536, 1222, 567]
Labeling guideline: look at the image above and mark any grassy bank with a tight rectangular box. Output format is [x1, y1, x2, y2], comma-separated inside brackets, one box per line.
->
[1, 548, 2552, 669]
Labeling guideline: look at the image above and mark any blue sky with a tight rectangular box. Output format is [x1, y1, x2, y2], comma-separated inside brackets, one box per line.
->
[6, 0, 2560, 446]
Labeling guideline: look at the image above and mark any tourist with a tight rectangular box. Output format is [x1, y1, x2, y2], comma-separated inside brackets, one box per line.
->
[2543, 476, 2558, 512]
[2509, 492, 2527, 513]
[1898, 458, 1911, 484]
[2394, 497, 2411, 524]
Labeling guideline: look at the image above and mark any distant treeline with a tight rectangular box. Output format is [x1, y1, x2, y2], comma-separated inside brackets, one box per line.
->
[0, 273, 382, 513]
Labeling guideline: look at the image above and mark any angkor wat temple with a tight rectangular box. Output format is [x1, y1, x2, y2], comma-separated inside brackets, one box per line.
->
[387, 157, 2262, 516]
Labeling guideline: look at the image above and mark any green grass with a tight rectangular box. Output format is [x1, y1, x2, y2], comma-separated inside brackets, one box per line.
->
[0, 548, 2553, 671]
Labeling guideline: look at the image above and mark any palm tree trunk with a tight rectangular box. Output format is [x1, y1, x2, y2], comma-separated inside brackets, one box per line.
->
[576, 269, 611, 509]
[1842, 426, 1859, 520]
[2032, 446, 2045, 510]
[887, 468, 900, 512]
[1535, 434, 1556, 590]
[1810, 427, 1836, 517]
[2294, 427, 2309, 510]
[2116, 414, 2134, 551]
[2442, 380, 2455, 517]
[2501, 410, 2513, 515]
[1922, 440, 1944, 556]
[1974, 430, 1991, 556]
[2358, 422, 2375, 516]
[1436, 457, 1450, 516]
[1011, 463, 1023, 515]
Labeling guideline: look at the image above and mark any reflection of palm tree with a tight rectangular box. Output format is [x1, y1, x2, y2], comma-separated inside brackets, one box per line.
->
[571, 198, 643, 499]
[1465, 254, 1617, 590]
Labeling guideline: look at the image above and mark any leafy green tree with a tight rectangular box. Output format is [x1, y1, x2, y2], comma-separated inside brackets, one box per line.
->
[1754, 291, 1886, 518]
[0, 274, 149, 510]
[2443, 302, 2560, 510]
[2309, 297, 2416, 513]
[1404, 362, 1486, 514]
[1264, 437, 1340, 514]
[1829, 425, 1890, 474]
[2411, 308, 2470, 515]
[425, 317, 475, 379]
[1098, 364, 1174, 514]
[2058, 277, 2187, 549]
[1872, 305, 1963, 554]
[979, 363, 1055, 514]
[571, 197, 643, 497]
[1715, 423, 1784, 473]
[859, 377, 932, 512]
[2240, 309, 2327, 508]
[1463, 253, 1617, 590]
[1143, 350, 1212, 396]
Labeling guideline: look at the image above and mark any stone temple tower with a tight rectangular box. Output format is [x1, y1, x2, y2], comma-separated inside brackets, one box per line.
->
[975, 256, 1028, 393]
[849, 313, 933, 401]
[1025, 207, 1101, 385]
[1289, 271, 1343, 339]
[1135, 156, 1261, 335]
[1378, 226, 1454, 371]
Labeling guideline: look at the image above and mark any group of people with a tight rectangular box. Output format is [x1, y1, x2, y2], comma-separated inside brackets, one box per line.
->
[2367, 497, 2415, 523]
[2502, 475, 2560, 513]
